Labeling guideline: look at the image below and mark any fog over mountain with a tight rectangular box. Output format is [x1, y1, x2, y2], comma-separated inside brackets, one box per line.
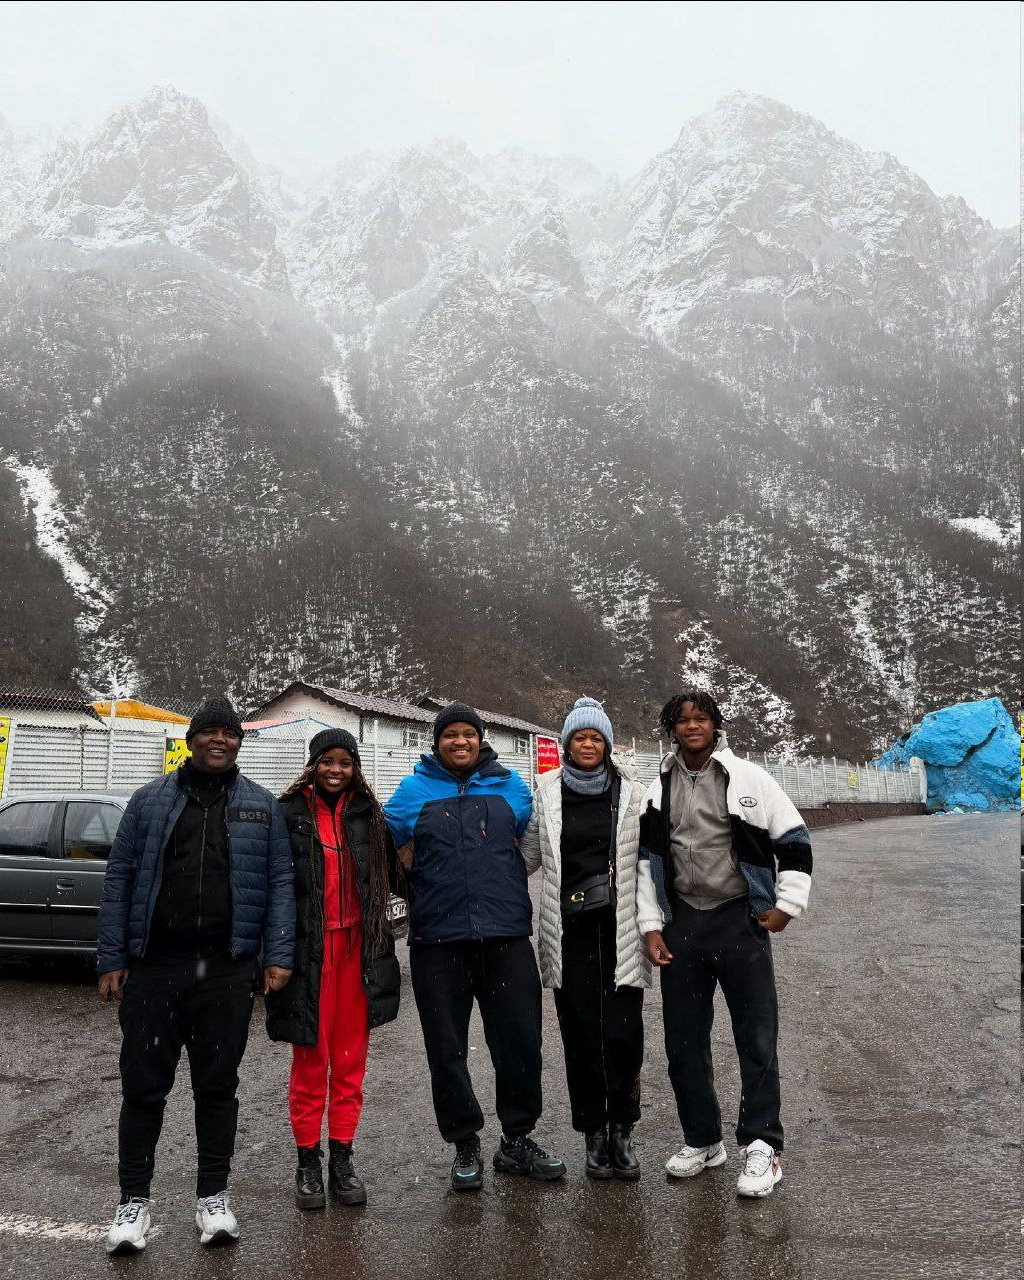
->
[0, 86, 1017, 755]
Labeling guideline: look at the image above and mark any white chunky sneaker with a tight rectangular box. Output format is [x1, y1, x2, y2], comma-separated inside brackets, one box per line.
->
[195, 1192, 240, 1245]
[736, 1140, 782, 1197]
[104, 1197, 151, 1254]
[665, 1140, 728, 1178]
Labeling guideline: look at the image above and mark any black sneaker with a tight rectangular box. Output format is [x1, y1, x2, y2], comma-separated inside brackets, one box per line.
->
[608, 1124, 641, 1180]
[295, 1145, 326, 1210]
[585, 1128, 613, 1180]
[451, 1137, 484, 1191]
[493, 1134, 567, 1182]
[327, 1139, 367, 1205]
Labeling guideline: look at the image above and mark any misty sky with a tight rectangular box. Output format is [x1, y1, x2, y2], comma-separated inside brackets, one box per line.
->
[0, 0, 1018, 224]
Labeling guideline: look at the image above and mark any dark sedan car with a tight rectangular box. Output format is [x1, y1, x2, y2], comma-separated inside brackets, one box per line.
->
[0, 791, 128, 956]
[0, 788, 408, 957]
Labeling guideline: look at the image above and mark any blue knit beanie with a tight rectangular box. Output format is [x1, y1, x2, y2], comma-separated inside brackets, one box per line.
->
[561, 697, 614, 749]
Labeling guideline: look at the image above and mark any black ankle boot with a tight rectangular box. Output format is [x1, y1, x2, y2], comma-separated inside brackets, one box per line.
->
[608, 1124, 641, 1180]
[295, 1145, 326, 1210]
[585, 1129, 613, 1180]
[328, 1139, 367, 1205]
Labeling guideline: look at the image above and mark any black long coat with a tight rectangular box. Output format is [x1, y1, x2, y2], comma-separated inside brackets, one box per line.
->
[265, 788, 402, 1046]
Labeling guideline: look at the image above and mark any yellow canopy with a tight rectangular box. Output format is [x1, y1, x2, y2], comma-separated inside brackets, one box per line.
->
[92, 699, 191, 725]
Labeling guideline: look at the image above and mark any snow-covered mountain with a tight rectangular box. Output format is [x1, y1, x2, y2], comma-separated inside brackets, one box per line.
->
[0, 88, 1016, 756]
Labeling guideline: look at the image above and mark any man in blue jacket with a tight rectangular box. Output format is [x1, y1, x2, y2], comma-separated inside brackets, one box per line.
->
[385, 702, 565, 1191]
[97, 696, 294, 1255]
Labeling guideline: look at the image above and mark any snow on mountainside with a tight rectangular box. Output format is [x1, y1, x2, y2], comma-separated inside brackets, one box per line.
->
[18, 86, 288, 289]
[603, 91, 1005, 353]
[0, 87, 1016, 756]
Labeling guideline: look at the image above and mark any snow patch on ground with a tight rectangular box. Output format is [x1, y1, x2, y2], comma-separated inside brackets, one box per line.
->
[7, 458, 138, 695]
[849, 592, 905, 706]
[949, 515, 1018, 547]
[677, 617, 809, 756]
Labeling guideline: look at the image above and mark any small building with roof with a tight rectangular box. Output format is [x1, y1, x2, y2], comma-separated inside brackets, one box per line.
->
[246, 681, 556, 763]
[0, 687, 107, 730]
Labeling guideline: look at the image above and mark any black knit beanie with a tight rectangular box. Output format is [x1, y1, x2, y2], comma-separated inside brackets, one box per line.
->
[185, 695, 244, 743]
[307, 728, 361, 767]
[432, 701, 485, 749]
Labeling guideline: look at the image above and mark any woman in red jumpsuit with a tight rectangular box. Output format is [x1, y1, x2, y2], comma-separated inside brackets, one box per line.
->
[267, 729, 402, 1208]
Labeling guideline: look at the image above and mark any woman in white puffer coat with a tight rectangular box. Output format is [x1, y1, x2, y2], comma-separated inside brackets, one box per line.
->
[520, 697, 650, 1182]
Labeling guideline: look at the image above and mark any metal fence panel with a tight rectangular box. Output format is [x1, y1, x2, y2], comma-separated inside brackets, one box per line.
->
[237, 737, 308, 796]
[109, 731, 166, 791]
[629, 750, 922, 807]
[0, 722, 924, 809]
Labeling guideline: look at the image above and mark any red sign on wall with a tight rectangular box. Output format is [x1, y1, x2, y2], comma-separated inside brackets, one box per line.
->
[536, 735, 561, 774]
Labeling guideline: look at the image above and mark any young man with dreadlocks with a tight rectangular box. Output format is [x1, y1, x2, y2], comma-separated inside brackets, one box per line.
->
[266, 729, 403, 1209]
[636, 691, 812, 1198]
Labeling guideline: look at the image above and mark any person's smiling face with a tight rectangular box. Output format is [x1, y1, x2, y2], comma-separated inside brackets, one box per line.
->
[437, 723, 481, 772]
[189, 725, 242, 773]
[672, 703, 716, 758]
[316, 748, 355, 793]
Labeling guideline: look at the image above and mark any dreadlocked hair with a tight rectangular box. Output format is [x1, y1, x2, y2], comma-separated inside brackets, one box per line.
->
[279, 759, 397, 960]
[658, 689, 724, 736]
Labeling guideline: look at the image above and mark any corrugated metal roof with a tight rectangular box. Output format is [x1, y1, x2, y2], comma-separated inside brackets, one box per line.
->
[0, 687, 105, 721]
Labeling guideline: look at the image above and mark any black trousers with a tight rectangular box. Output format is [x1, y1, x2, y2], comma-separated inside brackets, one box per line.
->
[117, 953, 257, 1198]
[553, 907, 644, 1134]
[660, 897, 783, 1152]
[410, 937, 543, 1144]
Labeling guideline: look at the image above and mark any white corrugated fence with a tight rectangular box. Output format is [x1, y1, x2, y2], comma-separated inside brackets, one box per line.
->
[0, 721, 926, 808]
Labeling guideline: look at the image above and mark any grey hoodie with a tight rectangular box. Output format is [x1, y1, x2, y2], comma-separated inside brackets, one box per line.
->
[666, 734, 748, 910]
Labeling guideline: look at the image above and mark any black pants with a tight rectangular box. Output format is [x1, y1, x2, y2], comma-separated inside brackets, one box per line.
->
[117, 953, 257, 1198]
[410, 937, 543, 1144]
[553, 907, 644, 1133]
[660, 897, 783, 1152]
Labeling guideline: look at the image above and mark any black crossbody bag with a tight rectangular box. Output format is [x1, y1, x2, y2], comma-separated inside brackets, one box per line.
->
[560, 776, 620, 916]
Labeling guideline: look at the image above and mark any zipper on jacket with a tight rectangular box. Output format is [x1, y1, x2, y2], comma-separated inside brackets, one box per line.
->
[141, 782, 186, 958]
[197, 805, 209, 962]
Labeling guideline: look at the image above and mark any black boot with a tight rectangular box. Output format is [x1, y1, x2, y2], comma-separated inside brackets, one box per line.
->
[585, 1129, 613, 1180]
[608, 1124, 641, 1180]
[328, 1140, 367, 1205]
[295, 1145, 326, 1210]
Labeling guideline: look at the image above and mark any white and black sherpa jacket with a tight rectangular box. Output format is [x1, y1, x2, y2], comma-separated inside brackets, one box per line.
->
[636, 740, 812, 934]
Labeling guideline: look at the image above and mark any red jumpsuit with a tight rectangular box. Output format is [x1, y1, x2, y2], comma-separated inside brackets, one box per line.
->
[288, 788, 370, 1147]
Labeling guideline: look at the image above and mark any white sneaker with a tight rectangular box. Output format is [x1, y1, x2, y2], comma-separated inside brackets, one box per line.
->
[665, 1140, 728, 1178]
[195, 1192, 240, 1245]
[104, 1197, 151, 1254]
[736, 1139, 782, 1197]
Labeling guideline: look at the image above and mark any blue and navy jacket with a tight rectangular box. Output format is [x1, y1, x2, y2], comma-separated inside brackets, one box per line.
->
[96, 767, 295, 973]
[383, 745, 534, 943]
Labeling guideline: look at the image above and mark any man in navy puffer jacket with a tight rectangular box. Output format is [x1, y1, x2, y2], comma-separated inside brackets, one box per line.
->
[384, 702, 565, 1192]
[98, 696, 294, 1256]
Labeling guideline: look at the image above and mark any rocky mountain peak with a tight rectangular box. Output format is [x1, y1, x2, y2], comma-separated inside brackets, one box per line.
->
[501, 205, 585, 295]
[33, 83, 286, 288]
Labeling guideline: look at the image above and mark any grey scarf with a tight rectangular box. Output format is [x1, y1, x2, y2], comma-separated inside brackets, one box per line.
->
[561, 759, 612, 796]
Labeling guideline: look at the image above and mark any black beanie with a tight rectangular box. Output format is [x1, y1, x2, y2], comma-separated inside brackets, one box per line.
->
[307, 728, 361, 767]
[432, 702, 486, 748]
[185, 696, 244, 743]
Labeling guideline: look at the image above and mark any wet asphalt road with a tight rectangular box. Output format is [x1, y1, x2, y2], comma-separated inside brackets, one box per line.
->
[0, 814, 1017, 1280]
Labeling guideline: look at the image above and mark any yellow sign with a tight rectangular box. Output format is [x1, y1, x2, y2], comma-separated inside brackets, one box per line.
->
[0, 716, 9, 797]
[848, 771, 859, 789]
[164, 737, 190, 773]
